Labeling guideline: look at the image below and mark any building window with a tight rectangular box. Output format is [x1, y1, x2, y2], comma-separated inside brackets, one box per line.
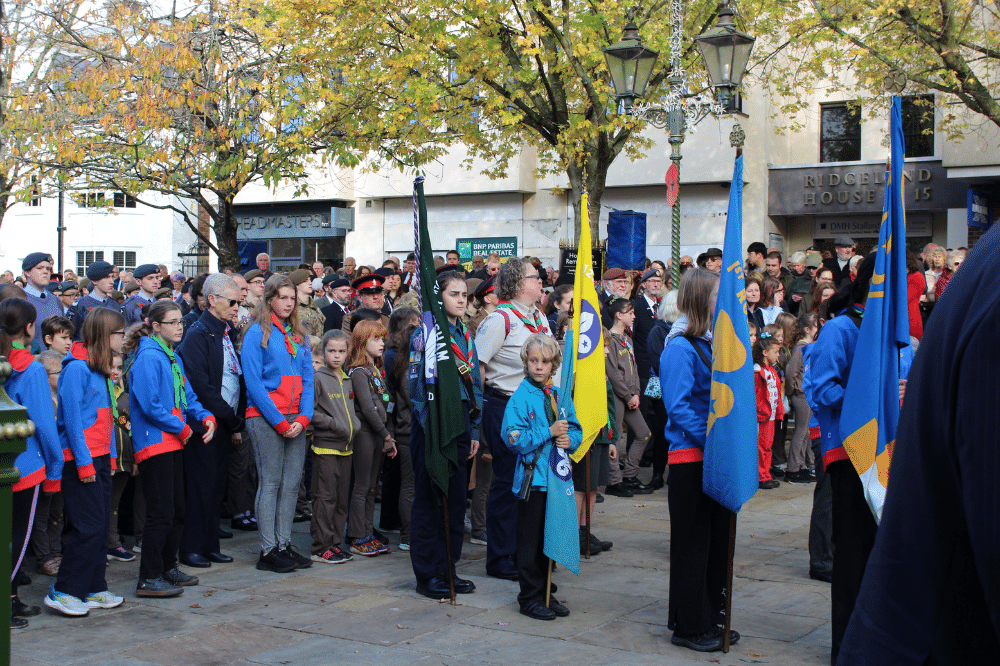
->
[30, 176, 41, 207]
[76, 250, 105, 275]
[113, 192, 137, 208]
[77, 191, 106, 208]
[820, 103, 861, 163]
[901, 95, 934, 158]
[112, 251, 137, 271]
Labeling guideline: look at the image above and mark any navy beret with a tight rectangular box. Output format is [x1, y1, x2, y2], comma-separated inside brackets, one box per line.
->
[329, 278, 350, 289]
[22, 252, 53, 272]
[86, 261, 114, 282]
[133, 263, 159, 279]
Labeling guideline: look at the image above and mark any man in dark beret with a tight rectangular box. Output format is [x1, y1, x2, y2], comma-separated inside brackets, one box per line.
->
[321, 277, 353, 333]
[123, 264, 163, 326]
[70, 261, 121, 340]
[22, 251, 62, 349]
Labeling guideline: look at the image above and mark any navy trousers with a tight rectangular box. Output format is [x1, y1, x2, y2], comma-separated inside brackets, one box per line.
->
[483, 390, 516, 573]
[181, 426, 232, 556]
[409, 410, 470, 583]
[56, 455, 112, 600]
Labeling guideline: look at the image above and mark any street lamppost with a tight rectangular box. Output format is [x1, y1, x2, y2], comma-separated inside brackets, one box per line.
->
[604, 0, 754, 288]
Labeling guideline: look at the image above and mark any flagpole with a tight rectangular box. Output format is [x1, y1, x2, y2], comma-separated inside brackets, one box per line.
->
[545, 558, 553, 608]
[439, 492, 457, 605]
[584, 450, 592, 559]
[722, 510, 737, 652]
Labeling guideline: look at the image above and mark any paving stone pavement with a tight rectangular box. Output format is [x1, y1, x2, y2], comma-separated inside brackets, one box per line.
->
[12, 476, 832, 666]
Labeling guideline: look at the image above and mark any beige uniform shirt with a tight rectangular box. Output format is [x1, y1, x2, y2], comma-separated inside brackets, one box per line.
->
[475, 300, 552, 396]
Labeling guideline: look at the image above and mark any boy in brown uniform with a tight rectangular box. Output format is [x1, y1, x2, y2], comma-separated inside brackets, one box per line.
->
[310, 330, 362, 564]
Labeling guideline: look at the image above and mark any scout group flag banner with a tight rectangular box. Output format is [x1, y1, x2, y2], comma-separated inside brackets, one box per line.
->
[568, 194, 607, 464]
[413, 176, 464, 496]
[839, 97, 910, 523]
[703, 154, 759, 513]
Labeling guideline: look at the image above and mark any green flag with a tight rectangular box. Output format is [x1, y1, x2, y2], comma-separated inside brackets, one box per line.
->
[413, 176, 464, 496]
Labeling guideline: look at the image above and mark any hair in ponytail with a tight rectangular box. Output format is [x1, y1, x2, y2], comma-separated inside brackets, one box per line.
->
[123, 301, 181, 354]
[0, 298, 37, 356]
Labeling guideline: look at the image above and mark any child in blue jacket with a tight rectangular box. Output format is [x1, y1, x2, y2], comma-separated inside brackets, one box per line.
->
[47, 307, 127, 617]
[127, 301, 216, 598]
[502, 334, 581, 621]
[1, 299, 63, 627]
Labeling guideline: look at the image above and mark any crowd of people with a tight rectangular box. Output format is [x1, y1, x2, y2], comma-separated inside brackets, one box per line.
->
[3, 235, 967, 660]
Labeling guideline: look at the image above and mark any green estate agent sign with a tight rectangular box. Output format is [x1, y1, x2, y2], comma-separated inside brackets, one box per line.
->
[456, 237, 518, 272]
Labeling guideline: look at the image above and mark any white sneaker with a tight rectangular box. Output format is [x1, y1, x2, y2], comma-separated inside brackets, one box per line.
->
[84, 590, 125, 609]
[43, 586, 90, 616]
[470, 534, 488, 546]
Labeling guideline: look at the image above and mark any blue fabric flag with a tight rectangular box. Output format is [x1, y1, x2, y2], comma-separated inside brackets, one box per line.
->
[703, 154, 759, 513]
[544, 354, 581, 576]
[839, 97, 910, 523]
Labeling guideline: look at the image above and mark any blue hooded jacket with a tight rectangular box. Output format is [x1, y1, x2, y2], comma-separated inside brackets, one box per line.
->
[501, 379, 581, 493]
[7, 348, 62, 492]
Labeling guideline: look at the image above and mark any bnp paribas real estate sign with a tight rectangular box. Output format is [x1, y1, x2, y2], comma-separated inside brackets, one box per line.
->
[456, 237, 518, 271]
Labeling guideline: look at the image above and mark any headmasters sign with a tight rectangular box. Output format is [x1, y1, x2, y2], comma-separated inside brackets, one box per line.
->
[768, 158, 965, 217]
[235, 200, 354, 240]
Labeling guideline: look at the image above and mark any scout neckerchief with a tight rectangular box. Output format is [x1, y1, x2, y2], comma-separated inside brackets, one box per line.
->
[450, 320, 472, 367]
[151, 334, 187, 410]
[527, 377, 558, 426]
[272, 313, 299, 358]
[11, 341, 25, 350]
[497, 300, 545, 334]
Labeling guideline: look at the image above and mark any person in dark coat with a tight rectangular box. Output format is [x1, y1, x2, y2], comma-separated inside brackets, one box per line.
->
[321, 278, 352, 332]
[174, 273, 247, 568]
[838, 224, 1000, 665]
[631, 268, 663, 390]
[821, 237, 855, 286]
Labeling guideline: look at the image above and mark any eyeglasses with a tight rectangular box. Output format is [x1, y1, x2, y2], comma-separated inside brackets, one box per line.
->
[524, 273, 541, 280]
[214, 297, 239, 307]
[159, 320, 184, 327]
[111, 330, 126, 338]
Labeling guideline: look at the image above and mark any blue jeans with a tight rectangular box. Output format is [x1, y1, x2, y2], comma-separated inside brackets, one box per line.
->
[247, 417, 307, 552]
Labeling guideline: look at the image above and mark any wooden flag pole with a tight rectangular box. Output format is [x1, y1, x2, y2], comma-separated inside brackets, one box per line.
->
[545, 558, 554, 608]
[584, 449, 592, 558]
[440, 494, 457, 605]
[723, 510, 737, 652]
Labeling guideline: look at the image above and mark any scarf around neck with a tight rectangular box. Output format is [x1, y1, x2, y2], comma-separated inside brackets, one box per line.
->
[151, 334, 186, 410]
[272, 313, 300, 358]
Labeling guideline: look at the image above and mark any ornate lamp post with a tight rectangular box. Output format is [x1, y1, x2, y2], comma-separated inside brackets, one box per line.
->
[0, 359, 30, 661]
[604, 0, 754, 287]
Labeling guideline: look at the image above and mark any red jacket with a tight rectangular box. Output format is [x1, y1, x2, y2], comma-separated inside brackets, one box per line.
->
[754, 363, 785, 423]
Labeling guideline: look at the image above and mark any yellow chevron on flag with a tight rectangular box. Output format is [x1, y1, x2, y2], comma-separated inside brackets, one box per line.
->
[569, 194, 607, 463]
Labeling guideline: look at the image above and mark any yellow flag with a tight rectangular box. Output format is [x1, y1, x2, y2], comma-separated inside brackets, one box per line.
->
[569, 194, 607, 463]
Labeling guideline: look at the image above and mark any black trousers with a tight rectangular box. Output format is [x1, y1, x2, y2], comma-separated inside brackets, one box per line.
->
[56, 456, 112, 600]
[828, 459, 878, 664]
[808, 439, 833, 575]
[11, 487, 38, 597]
[651, 399, 669, 477]
[138, 450, 185, 580]
[515, 490, 551, 607]
[180, 427, 231, 556]
[409, 412, 470, 583]
[484, 390, 517, 572]
[667, 461, 729, 636]
[224, 435, 256, 517]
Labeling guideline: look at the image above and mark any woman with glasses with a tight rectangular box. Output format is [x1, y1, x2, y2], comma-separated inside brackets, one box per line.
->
[760, 276, 786, 326]
[125, 301, 216, 598]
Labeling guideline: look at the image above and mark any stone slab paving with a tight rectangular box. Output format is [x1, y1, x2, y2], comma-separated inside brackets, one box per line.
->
[12, 477, 832, 665]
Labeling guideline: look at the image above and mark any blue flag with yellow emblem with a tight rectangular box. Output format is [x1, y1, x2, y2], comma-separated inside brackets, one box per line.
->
[703, 154, 759, 513]
[839, 97, 910, 523]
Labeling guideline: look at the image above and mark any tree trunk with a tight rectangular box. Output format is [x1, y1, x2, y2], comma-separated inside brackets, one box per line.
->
[215, 195, 241, 272]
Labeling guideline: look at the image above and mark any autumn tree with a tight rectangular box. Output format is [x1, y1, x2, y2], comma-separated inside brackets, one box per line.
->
[25, 0, 360, 270]
[272, 0, 796, 239]
[0, 0, 87, 229]
[763, 0, 1000, 135]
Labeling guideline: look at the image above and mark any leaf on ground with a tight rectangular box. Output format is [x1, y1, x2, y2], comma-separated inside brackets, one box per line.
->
[397, 624, 410, 629]
[633, 504, 647, 507]
[189, 603, 201, 608]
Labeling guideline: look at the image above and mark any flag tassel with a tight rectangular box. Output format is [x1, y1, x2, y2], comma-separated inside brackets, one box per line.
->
[722, 511, 737, 652]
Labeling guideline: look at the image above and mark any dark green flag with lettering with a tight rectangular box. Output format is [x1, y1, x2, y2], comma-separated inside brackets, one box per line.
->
[413, 177, 463, 496]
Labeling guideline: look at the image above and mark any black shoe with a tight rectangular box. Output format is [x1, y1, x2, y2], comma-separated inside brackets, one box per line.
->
[604, 483, 634, 498]
[280, 545, 313, 569]
[12, 596, 40, 618]
[590, 533, 613, 552]
[415, 577, 452, 599]
[136, 577, 184, 597]
[486, 567, 519, 581]
[547, 597, 570, 617]
[712, 626, 741, 645]
[671, 631, 723, 652]
[217, 527, 234, 540]
[520, 600, 556, 621]
[625, 478, 654, 494]
[758, 479, 780, 489]
[639, 458, 653, 468]
[10, 616, 28, 629]
[179, 552, 211, 568]
[595, 493, 604, 503]
[785, 469, 816, 483]
[579, 534, 601, 556]
[14, 570, 30, 587]
[206, 552, 233, 564]
[649, 474, 665, 490]
[256, 547, 298, 573]
[163, 566, 199, 586]
[293, 509, 312, 523]
[809, 569, 833, 583]
[453, 577, 476, 594]
[231, 515, 258, 531]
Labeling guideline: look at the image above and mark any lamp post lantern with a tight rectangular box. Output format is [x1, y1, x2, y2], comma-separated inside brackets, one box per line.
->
[604, 0, 754, 288]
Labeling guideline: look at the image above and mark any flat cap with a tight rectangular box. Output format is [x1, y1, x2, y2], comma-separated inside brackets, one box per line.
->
[833, 236, 855, 247]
